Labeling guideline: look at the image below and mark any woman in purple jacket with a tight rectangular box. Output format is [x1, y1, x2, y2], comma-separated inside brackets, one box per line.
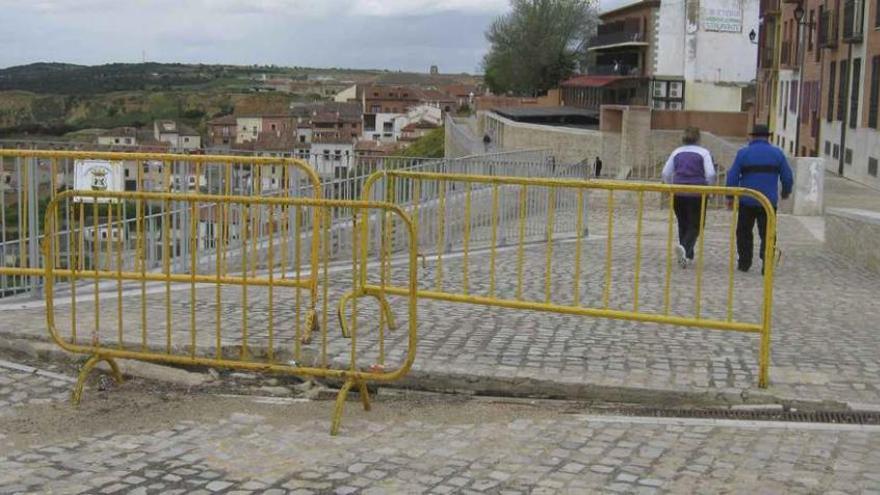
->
[661, 127, 717, 268]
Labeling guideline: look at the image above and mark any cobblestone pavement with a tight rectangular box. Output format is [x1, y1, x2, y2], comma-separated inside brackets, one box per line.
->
[1, 362, 879, 495]
[3, 200, 880, 407]
[0, 361, 70, 414]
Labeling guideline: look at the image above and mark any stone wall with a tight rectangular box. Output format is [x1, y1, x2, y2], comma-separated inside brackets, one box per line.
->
[826, 208, 880, 273]
[481, 112, 603, 164]
[449, 108, 746, 180]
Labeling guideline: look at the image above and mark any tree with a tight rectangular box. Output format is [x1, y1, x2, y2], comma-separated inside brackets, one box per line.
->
[482, 0, 598, 96]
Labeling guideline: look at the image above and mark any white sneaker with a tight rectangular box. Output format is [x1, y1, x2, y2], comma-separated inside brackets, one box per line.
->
[675, 244, 687, 268]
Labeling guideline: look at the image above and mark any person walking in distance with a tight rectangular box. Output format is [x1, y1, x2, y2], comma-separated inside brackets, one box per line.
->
[726, 124, 793, 274]
[594, 156, 602, 177]
[661, 127, 716, 268]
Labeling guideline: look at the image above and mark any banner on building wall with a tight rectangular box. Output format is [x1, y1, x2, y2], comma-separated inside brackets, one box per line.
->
[701, 2, 743, 33]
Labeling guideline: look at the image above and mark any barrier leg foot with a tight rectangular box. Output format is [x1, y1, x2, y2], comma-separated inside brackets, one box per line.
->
[357, 381, 371, 412]
[72, 355, 123, 405]
[330, 379, 355, 436]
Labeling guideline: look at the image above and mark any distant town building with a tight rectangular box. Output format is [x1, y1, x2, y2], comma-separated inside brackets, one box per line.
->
[153, 120, 201, 150]
[206, 115, 237, 149]
[430, 65, 439, 75]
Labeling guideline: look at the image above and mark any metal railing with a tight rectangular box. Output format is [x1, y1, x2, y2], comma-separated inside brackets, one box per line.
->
[588, 30, 646, 48]
[0, 150, 323, 299]
[587, 64, 642, 76]
[348, 171, 780, 388]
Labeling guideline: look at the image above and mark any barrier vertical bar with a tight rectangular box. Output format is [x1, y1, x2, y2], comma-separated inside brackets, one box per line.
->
[602, 190, 614, 309]
[116, 200, 124, 349]
[92, 200, 100, 347]
[294, 206, 302, 361]
[663, 193, 675, 315]
[189, 194, 198, 357]
[573, 189, 585, 306]
[544, 188, 556, 304]
[694, 193, 708, 319]
[759, 199, 777, 388]
[137, 160, 147, 350]
[462, 182, 472, 295]
[489, 184, 499, 297]
[516, 185, 527, 300]
[28, 157, 40, 297]
[241, 203, 250, 359]
[436, 180, 446, 291]
[726, 197, 740, 322]
[267, 203, 275, 362]
[633, 191, 644, 312]
[163, 161, 172, 354]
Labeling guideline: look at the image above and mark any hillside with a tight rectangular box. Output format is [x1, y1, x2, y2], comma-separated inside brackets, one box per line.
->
[0, 62, 479, 138]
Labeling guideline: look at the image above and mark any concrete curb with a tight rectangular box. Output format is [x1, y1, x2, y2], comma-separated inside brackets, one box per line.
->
[0, 335, 870, 412]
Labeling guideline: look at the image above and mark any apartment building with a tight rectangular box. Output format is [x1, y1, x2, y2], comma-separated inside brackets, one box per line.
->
[757, 0, 880, 186]
[583, 0, 759, 112]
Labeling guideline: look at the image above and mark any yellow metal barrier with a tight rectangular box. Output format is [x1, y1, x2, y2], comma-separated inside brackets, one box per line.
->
[348, 171, 778, 388]
[0, 150, 323, 320]
[43, 190, 418, 435]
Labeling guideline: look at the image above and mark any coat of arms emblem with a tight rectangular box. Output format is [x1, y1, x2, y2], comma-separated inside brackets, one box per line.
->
[89, 167, 109, 191]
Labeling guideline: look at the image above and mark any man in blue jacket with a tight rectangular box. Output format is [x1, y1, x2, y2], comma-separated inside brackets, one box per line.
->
[726, 124, 794, 273]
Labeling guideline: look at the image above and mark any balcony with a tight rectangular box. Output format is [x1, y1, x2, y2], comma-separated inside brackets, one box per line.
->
[587, 30, 647, 50]
[779, 40, 798, 69]
[760, 0, 780, 16]
[842, 0, 864, 42]
[819, 10, 838, 47]
[587, 64, 642, 76]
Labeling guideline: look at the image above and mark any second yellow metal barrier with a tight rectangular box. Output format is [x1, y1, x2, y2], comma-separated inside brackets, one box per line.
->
[343, 171, 778, 388]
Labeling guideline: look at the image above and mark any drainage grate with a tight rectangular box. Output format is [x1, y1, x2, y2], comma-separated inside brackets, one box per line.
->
[605, 408, 880, 425]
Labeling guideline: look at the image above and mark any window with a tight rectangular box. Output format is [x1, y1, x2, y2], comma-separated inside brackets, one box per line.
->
[808, 10, 815, 51]
[869, 157, 878, 177]
[653, 79, 684, 109]
[845, 148, 853, 164]
[877, 0, 880, 27]
[653, 81, 667, 97]
[850, 58, 861, 129]
[825, 140, 831, 155]
[833, 143, 840, 158]
[114, 138, 120, 144]
[124, 168, 130, 178]
[838, 60, 848, 121]
[828, 61, 837, 122]
[184, 137, 190, 143]
[271, 124, 276, 131]
[870, 56, 880, 129]
[790, 81, 799, 112]
[299, 135, 306, 143]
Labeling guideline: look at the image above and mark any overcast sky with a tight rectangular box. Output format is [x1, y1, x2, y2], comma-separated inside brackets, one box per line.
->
[0, 0, 627, 73]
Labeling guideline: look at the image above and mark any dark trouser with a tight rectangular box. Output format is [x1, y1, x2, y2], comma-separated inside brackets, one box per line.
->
[673, 196, 703, 259]
[595, 164, 602, 177]
[736, 205, 774, 270]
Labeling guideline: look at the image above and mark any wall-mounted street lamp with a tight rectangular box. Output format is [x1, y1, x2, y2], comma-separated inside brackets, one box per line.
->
[749, 29, 759, 44]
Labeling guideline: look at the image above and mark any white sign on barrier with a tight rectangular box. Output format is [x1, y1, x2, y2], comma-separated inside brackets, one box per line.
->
[74, 160, 124, 203]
